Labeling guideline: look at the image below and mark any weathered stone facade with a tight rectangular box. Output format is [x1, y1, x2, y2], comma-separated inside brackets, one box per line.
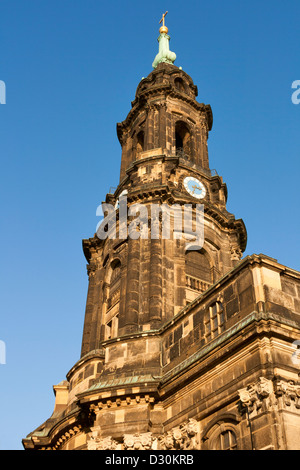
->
[23, 56, 300, 451]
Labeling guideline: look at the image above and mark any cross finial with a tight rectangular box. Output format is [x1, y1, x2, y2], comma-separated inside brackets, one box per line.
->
[159, 11, 169, 34]
[159, 11, 168, 27]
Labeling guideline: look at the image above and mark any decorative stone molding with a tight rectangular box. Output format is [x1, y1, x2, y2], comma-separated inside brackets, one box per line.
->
[87, 426, 118, 450]
[51, 425, 82, 450]
[274, 379, 300, 408]
[159, 418, 199, 450]
[89, 394, 155, 415]
[87, 260, 100, 278]
[238, 377, 300, 418]
[123, 432, 153, 450]
[87, 419, 199, 451]
[230, 246, 242, 261]
[88, 435, 118, 451]
[238, 377, 274, 414]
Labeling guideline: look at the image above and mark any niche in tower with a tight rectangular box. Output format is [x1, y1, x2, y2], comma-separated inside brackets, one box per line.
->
[185, 249, 212, 298]
[175, 121, 192, 158]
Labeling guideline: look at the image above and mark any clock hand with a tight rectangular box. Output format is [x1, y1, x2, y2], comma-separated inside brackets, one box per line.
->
[191, 184, 201, 194]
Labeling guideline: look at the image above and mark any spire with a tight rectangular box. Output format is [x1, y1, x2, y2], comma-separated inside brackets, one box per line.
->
[152, 11, 176, 69]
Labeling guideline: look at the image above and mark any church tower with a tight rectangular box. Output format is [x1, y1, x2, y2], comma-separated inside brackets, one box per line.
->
[23, 15, 300, 451]
[80, 14, 246, 356]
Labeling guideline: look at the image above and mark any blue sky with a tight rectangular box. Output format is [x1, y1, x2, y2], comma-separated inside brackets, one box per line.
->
[0, 0, 299, 450]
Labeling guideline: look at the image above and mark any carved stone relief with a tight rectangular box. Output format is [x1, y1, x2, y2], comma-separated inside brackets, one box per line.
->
[86, 419, 200, 450]
[238, 376, 300, 416]
[238, 377, 274, 415]
[274, 379, 300, 408]
[159, 418, 199, 450]
[123, 432, 153, 450]
[87, 426, 118, 450]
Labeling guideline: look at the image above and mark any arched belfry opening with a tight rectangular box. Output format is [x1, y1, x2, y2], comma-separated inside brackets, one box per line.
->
[185, 249, 212, 302]
[136, 130, 145, 154]
[174, 77, 185, 93]
[175, 121, 192, 157]
[103, 259, 121, 340]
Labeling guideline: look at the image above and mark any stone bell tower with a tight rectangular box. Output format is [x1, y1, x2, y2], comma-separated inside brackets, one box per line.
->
[23, 14, 300, 451]
[80, 16, 246, 357]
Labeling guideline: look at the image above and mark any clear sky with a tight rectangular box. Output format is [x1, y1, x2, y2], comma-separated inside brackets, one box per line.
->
[0, 0, 299, 450]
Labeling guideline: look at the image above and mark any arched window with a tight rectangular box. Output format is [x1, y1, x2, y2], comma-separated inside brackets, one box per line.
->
[202, 419, 240, 451]
[214, 430, 237, 450]
[104, 260, 121, 340]
[186, 250, 211, 283]
[175, 121, 192, 157]
[185, 250, 212, 302]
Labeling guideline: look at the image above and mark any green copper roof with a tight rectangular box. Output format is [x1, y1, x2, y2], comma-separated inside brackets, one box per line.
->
[152, 12, 176, 68]
[152, 32, 176, 68]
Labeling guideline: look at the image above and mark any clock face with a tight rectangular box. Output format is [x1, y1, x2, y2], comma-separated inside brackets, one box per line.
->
[183, 176, 206, 199]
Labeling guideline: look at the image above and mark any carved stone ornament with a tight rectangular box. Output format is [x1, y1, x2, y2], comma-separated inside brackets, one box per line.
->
[87, 434, 118, 451]
[274, 379, 300, 408]
[238, 377, 274, 414]
[49, 425, 82, 450]
[238, 377, 300, 416]
[123, 432, 153, 450]
[87, 427, 118, 450]
[87, 263, 97, 278]
[230, 246, 242, 261]
[159, 418, 199, 450]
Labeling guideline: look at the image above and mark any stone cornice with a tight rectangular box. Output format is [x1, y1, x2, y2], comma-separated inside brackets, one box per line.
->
[66, 349, 105, 381]
[78, 381, 160, 406]
[22, 405, 83, 450]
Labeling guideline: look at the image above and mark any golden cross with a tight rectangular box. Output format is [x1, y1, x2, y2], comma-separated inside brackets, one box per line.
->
[159, 11, 168, 27]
